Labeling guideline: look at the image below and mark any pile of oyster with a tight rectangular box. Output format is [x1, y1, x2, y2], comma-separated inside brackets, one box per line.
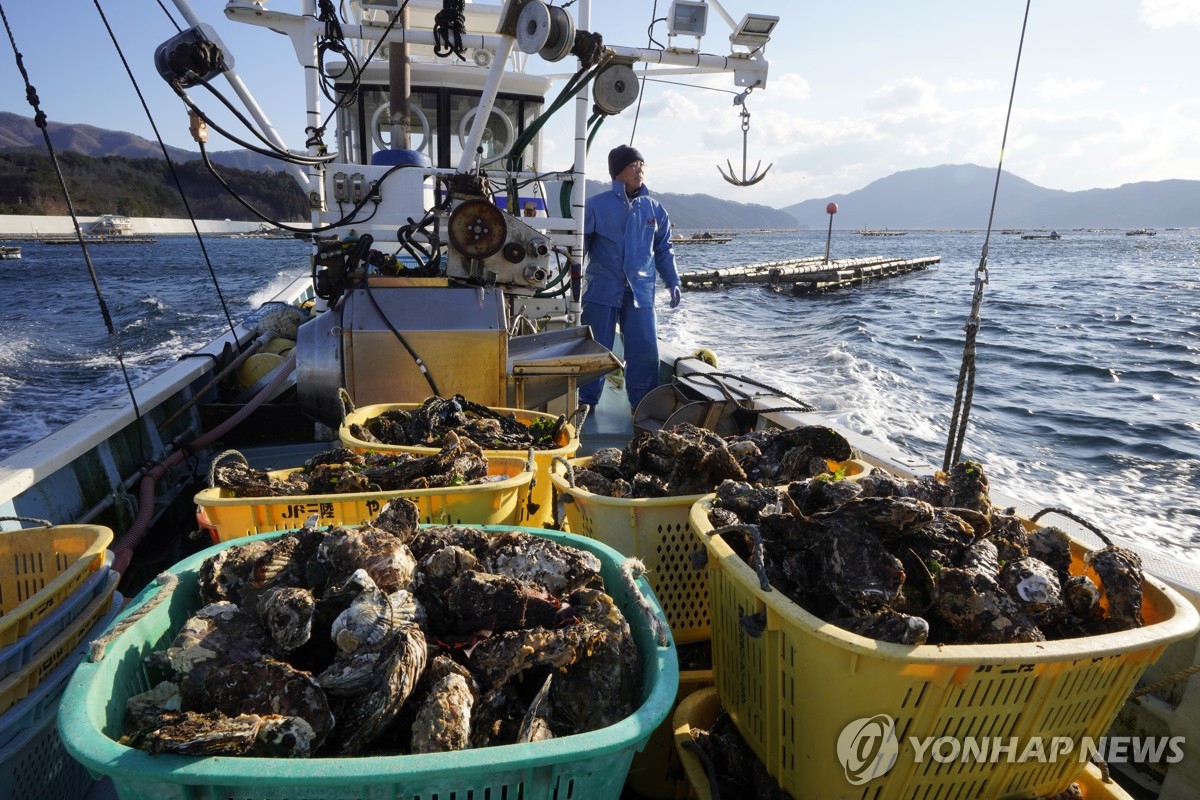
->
[121, 501, 642, 757]
[349, 394, 569, 451]
[705, 459, 1145, 646]
[567, 422, 854, 499]
[213, 432, 501, 498]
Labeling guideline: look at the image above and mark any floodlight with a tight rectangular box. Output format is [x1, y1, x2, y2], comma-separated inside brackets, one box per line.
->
[668, 1, 708, 37]
[729, 13, 779, 48]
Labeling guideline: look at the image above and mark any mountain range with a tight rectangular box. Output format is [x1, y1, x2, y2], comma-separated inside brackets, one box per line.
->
[2, 112, 1197, 229]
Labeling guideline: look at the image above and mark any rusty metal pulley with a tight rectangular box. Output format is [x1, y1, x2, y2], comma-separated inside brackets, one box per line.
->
[448, 199, 506, 259]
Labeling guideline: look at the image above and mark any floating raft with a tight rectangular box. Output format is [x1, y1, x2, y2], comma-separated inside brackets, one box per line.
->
[680, 255, 940, 294]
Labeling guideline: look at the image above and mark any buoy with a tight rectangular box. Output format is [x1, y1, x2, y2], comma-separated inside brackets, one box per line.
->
[261, 337, 295, 356]
[693, 348, 718, 367]
[236, 352, 284, 390]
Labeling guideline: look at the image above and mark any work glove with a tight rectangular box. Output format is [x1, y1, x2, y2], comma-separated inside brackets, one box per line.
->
[669, 284, 682, 308]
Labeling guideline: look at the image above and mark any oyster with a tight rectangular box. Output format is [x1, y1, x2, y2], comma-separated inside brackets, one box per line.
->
[481, 530, 603, 595]
[933, 566, 1044, 644]
[410, 671, 474, 753]
[336, 623, 428, 755]
[1088, 545, 1144, 631]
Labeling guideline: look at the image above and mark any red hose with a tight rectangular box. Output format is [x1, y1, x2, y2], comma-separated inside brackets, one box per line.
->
[111, 351, 297, 575]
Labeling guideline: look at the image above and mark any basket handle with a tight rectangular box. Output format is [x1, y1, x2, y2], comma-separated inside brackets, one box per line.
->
[620, 557, 671, 648]
[88, 572, 180, 662]
[680, 738, 723, 800]
[0, 515, 54, 529]
[551, 455, 576, 488]
[207, 449, 250, 488]
[712, 524, 772, 592]
[1031, 506, 1114, 547]
[338, 387, 356, 421]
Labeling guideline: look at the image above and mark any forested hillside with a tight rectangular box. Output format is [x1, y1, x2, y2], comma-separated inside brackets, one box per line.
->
[0, 150, 308, 221]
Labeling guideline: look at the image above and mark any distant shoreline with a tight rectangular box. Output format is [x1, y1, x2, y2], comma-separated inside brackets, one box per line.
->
[0, 214, 310, 238]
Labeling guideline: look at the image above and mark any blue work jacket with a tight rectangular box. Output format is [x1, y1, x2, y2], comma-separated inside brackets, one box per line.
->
[582, 181, 679, 308]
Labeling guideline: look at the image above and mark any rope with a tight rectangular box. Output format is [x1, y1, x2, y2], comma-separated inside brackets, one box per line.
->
[0, 2, 142, 424]
[680, 739, 722, 800]
[207, 449, 249, 488]
[942, 0, 1031, 472]
[672, 360, 817, 415]
[620, 557, 670, 647]
[1130, 663, 1200, 700]
[1030, 506, 1114, 548]
[0, 516, 54, 528]
[93, 0, 239, 342]
[433, 0, 467, 59]
[88, 573, 180, 662]
[712, 524, 771, 592]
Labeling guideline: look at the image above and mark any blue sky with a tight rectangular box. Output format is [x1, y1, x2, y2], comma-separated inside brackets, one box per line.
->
[2, 1, 1198, 210]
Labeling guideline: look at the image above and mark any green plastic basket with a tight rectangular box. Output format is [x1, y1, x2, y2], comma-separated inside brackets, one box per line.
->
[58, 526, 678, 800]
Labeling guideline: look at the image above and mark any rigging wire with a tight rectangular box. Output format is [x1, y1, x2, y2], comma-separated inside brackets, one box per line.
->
[628, 0, 664, 145]
[941, 0, 1032, 472]
[0, 1, 142, 420]
[95, 0, 239, 342]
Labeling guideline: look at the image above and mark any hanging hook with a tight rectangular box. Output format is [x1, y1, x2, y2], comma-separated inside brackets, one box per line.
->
[717, 90, 772, 187]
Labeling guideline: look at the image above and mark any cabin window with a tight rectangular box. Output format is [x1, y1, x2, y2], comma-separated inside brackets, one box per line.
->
[340, 85, 542, 171]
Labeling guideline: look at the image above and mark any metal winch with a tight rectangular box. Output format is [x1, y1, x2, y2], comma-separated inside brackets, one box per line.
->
[445, 198, 553, 291]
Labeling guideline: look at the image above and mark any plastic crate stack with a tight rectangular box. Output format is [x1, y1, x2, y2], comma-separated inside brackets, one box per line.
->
[0, 524, 122, 800]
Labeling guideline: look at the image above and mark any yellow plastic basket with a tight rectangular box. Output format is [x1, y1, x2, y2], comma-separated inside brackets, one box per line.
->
[0, 525, 113, 647]
[689, 496, 1200, 800]
[672, 688, 1138, 800]
[195, 456, 535, 542]
[0, 571, 118, 714]
[673, 686, 722, 800]
[550, 457, 712, 645]
[340, 403, 578, 528]
[627, 669, 714, 800]
[549, 457, 872, 646]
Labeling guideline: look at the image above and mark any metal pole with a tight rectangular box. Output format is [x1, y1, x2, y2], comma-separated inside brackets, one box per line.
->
[389, 6, 411, 150]
[824, 202, 838, 263]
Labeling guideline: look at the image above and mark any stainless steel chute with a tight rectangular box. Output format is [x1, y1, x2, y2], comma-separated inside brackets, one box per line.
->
[506, 326, 622, 412]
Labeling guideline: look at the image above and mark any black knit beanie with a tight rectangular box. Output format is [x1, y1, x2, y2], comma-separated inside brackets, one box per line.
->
[608, 144, 644, 178]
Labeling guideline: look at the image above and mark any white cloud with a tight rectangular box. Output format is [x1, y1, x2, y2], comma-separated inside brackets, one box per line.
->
[764, 72, 811, 102]
[864, 78, 938, 113]
[1035, 77, 1105, 101]
[1139, 0, 1200, 28]
[944, 78, 1001, 94]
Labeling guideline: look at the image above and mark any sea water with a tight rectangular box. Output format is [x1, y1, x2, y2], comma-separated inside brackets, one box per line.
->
[1, 229, 1197, 562]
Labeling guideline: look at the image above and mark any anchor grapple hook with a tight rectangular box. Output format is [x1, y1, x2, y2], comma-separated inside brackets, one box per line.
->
[717, 91, 772, 187]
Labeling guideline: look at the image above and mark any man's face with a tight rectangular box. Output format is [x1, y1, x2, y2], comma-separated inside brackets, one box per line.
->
[617, 160, 645, 194]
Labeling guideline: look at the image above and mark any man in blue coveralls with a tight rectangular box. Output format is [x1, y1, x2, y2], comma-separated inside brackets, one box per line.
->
[579, 144, 682, 414]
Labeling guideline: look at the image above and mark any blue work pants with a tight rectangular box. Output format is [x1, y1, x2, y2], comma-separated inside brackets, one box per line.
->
[579, 296, 660, 411]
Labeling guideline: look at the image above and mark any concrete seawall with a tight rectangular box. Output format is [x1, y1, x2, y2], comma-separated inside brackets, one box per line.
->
[0, 215, 309, 238]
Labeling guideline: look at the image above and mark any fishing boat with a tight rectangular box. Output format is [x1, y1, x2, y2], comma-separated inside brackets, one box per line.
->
[88, 214, 135, 236]
[1126, 228, 1157, 236]
[1, 3, 1197, 800]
